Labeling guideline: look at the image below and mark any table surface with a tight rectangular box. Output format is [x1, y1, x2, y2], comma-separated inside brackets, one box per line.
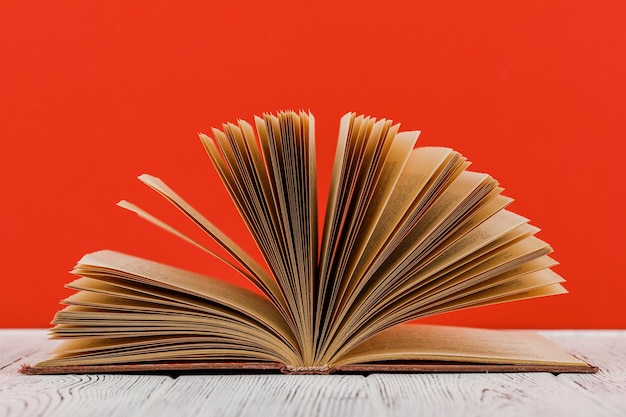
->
[1, 329, 625, 417]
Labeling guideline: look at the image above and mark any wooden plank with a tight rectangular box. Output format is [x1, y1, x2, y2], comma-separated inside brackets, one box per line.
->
[141, 374, 372, 417]
[0, 372, 174, 417]
[0, 329, 58, 390]
[366, 372, 618, 417]
[0, 330, 53, 371]
[0, 330, 174, 417]
[543, 331, 626, 415]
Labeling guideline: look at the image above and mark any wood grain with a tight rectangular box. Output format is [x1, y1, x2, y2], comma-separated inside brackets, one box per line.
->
[1, 330, 625, 417]
[143, 375, 372, 417]
[544, 331, 626, 415]
[0, 330, 51, 371]
[0, 333, 172, 417]
[367, 372, 615, 417]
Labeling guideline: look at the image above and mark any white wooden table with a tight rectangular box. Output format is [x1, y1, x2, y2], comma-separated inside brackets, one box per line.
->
[1, 330, 624, 417]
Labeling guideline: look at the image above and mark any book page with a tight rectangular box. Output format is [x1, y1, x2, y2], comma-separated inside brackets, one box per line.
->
[253, 111, 317, 363]
[327, 238, 563, 360]
[318, 148, 464, 349]
[119, 176, 286, 312]
[334, 324, 588, 367]
[336, 172, 497, 326]
[316, 115, 400, 355]
[123, 111, 318, 362]
[39, 335, 287, 367]
[334, 276, 566, 358]
[317, 112, 353, 294]
[331, 130, 420, 315]
[353, 147, 461, 279]
[72, 250, 297, 350]
[337, 197, 519, 338]
[41, 250, 307, 368]
[419, 274, 567, 317]
[48, 303, 297, 365]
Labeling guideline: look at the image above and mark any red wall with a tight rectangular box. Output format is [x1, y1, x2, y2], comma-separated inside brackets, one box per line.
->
[1, 1, 625, 328]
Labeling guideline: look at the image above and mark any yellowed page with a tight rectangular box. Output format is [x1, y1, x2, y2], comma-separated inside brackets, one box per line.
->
[402, 235, 553, 307]
[348, 171, 496, 317]
[418, 272, 567, 317]
[342, 198, 522, 333]
[316, 117, 412, 361]
[333, 130, 420, 306]
[117, 200, 261, 288]
[119, 175, 285, 312]
[334, 324, 588, 367]
[328, 253, 564, 361]
[359, 147, 456, 261]
[414, 256, 560, 309]
[71, 250, 297, 351]
[317, 112, 353, 284]
[413, 209, 529, 277]
[374, 171, 495, 281]
[39, 335, 285, 367]
[319, 148, 465, 350]
[330, 277, 568, 358]
[340, 244, 556, 344]
[49, 304, 296, 365]
[365, 148, 468, 272]
[65, 277, 264, 322]
[250, 111, 317, 363]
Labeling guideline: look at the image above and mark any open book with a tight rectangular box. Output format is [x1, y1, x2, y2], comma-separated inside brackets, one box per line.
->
[23, 111, 595, 374]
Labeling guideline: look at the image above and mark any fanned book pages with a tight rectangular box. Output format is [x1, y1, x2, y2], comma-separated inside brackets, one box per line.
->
[23, 111, 595, 375]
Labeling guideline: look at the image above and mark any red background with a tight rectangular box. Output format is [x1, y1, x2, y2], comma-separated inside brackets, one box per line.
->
[1, 1, 625, 328]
